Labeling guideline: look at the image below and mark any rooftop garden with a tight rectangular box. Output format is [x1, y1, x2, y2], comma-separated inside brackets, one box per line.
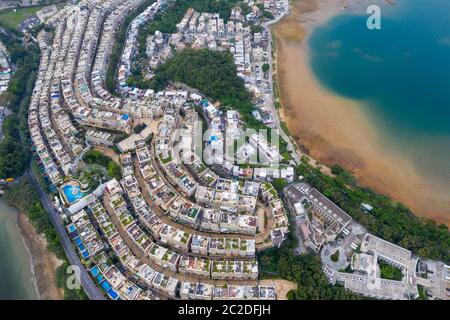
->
[378, 260, 403, 281]
[158, 152, 173, 164]
[180, 233, 189, 244]
[120, 215, 135, 228]
[149, 244, 158, 255]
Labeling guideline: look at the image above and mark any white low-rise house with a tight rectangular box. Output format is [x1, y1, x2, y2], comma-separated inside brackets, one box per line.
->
[152, 272, 179, 297]
[178, 256, 211, 277]
[211, 259, 258, 280]
[190, 235, 209, 255]
[180, 282, 213, 300]
[85, 129, 116, 146]
[148, 242, 180, 272]
[159, 224, 192, 251]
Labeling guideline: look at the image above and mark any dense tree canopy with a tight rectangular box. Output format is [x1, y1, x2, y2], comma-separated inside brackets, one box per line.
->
[0, 31, 39, 178]
[144, 48, 268, 130]
[151, 49, 251, 103]
[83, 150, 122, 181]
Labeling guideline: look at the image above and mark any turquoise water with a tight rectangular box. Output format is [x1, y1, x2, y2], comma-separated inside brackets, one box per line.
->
[0, 199, 38, 299]
[308, 0, 450, 189]
[62, 184, 85, 204]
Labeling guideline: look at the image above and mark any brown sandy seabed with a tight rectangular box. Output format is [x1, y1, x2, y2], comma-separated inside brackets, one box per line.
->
[273, 0, 450, 225]
[17, 213, 64, 299]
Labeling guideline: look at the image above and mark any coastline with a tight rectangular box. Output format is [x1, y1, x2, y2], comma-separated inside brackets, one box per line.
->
[273, 0, 450, 225]
[16, 212, 64, 300]
[17, 213, 41, 300]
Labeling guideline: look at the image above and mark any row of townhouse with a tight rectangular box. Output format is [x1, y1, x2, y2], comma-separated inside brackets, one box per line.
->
[117, 0, 166, 94]
[199, 208, 258, 235]
[159, 223, 192, 251]
[146, 165, 258, 234]
[177, 10, 228, 38]
[147, 242, 180, 272]
[180, 282, 276, 300]
[153, 106, 203, 198]
[91, 259, 156, 300]
[260, 182, 290, 247]
[90, 240, 274, 300]
[167, 195, 201, 227]
[38, 21, 74, 175]
[33, 2, 130, 175]
[87, 199, 179, 297]
[180, 150, 219, 187]
[211, 259, 258, 280]
[87, 0, 164, 119]
[61, 197, 148, 300]
[115, 171, 257, 258]
[207, 237, 255, 258]
[66, 208, 104, 259]
[53, 7, 85, 156]
[63, 198, 160, 300]
[150, 108, 261, 235]
[195, 181, 259, 215]
[106, 179, 190, 273]
[179, 256, 258, 280]
[28, 32, 67, 184]
[163, 162, 199, 197]
[0, 41, 12, 93]
[175, 9, 249, 49]
[122, 152, 175, 237]
[51, 0, 157, 135]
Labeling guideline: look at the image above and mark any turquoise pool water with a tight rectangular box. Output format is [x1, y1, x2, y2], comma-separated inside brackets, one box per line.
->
[62, 185, 86, 204]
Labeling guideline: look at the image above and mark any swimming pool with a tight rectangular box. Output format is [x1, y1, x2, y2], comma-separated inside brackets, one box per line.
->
[90, 266, 100, 277]
[96, 274, 104, 283]
[74, 237, 82, 246]
[62, 184, 86, 204]
[68, 224, 76, 233]
[107, 289, 119, 300]
[101, 281, 111, 291]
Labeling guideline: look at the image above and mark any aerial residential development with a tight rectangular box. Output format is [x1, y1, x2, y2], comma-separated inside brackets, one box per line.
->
[0, 0, 448, 303]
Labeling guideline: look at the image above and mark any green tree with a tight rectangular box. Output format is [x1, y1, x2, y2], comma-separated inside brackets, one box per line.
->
[262, 63, 270, 76]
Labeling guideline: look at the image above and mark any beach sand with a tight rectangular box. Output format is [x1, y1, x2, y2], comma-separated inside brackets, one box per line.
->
[273, 0, 450, 225]
[17, 213, 64, 300]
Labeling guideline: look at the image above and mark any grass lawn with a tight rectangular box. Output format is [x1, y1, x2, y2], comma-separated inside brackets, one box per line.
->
[330, 250, 340, 262]
[0, 7, 41, 30]
[379, 260, 403, 281]
[280, 121, 291, 137]
[417, 285, 427, 300]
